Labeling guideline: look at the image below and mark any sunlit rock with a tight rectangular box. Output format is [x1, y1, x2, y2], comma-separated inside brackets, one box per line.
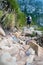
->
[0, 26, 6, 36]
[26, 48, 35, 56]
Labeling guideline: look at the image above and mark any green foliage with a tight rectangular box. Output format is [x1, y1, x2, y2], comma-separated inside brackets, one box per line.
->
[0, 10, 3, 19]
[8, 0, 26, 28]
[3, 13, 15, 29]
[17, 12, 26, 27]
[0, 0, 26, 29]
[8, 0, 20, 13]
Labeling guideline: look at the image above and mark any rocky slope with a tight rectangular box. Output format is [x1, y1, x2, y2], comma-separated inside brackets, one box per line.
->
[0, 26, 43, 65]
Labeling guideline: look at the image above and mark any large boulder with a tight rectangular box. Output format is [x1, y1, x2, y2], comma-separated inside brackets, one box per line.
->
[27, 40, 39, 55]
[38, 46, 43, 57]
[26, 48, 35, 56]
[22, 27, 34, 36]
[0, 52, 17, 65]
[26, 54, 35, 65]
[27, 40, 43, 57]
[25, 48, 35, 65]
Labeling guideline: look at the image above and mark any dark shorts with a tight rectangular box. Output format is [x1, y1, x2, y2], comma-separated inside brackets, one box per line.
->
[27, 21, 31, 25]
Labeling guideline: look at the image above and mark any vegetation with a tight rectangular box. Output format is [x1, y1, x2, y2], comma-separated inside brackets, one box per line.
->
[0, 0, 26, 29]
[3, 12, 15, 30]
[0, 0, 43, 31]
[8, 0, 26, 27]
[1, 0, 26, 29]
[0, 10, 3, 19]
[16, 12, 26, 27]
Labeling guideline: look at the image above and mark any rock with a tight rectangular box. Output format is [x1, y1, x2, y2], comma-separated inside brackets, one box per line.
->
[26, 48, 35, 65]
[0, 49, 3, 56]
[34, 30, 42, 36]
[9, 32, 20, 43]
[0, 38, 8, 46]
[1, 52, 11, 63]
[6, 36, 14, 44]
[19, 36, 31, 42]
[22, 27, 34, 36]
[27, 40, 38, 55]
[12, 27, 18, 32]
[0, 26, 6, 36]
[19, 40, 25, 45]
[29, 27, 34, 32]
[9, 44, 19, 56]
[27, 40, 43, 57]
[0, 36, 14, 47]
[0, 25, 43, 65]
[0, 37, 2, 41]
[38, 46, 43, 57]
[13, 31, 22, 38]
[0, 52, 17, 65]
[26, 48, 35, 56]
[0, 45, 10, 51]
[17, 60, 26, 65]
[11, 57, 17, 65]
[19, 36, 26, 41]
[23, 45, 30, 52]
[26, 55, 35, 65]
[12, 36, 20, 43]
[40, 36, 43, 46]
[19, 50, 25, 58]
[32, 37, 37, 40]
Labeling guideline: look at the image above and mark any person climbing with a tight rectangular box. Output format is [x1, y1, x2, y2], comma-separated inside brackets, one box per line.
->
[27, 15, 32, 27]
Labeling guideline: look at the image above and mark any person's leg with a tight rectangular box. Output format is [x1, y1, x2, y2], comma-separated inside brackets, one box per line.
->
[29, 21, 31, 27]
[29, 23, 30, 27]
[27, 21, 30, 28]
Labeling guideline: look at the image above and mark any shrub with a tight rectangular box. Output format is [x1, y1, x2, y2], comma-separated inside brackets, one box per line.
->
[0, 10, 3, 19]
[0, 0, 26, 29]
[8, 0, 26, 28]
[3, 13, 15, 30]
[17, 12, 26, 28]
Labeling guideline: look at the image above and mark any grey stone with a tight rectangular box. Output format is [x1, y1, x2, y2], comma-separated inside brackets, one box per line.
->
[26, 48, 35, 56]
[26, 55, 35, 65]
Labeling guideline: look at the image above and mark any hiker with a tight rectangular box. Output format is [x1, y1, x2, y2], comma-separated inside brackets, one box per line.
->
[27, 15, 32, 27]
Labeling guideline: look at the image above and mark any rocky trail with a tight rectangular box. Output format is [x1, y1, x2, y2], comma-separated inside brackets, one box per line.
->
[0, 26, 43, 65]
